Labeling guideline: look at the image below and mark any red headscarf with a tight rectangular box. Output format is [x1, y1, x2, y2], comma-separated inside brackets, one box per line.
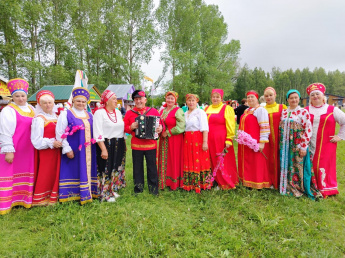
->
[246, 90, 259, 99]
[36, 90, 55, 103]
[100, 90, 116, 106]
[211, 89, 224, 98]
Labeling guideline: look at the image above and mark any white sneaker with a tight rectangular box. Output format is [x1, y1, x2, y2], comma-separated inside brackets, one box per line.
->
[113, 192, 121, 198]
[107, 197, 116, 202]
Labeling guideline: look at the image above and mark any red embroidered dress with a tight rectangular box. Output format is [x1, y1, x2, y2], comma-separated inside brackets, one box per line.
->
[205, 103, 237, 189]
[32, 115, 61, 206]
[264, 103, 286, 189]
[158, 106, 185, 190]
[306, 105, 345, 197]
[238, 107, 270, 189]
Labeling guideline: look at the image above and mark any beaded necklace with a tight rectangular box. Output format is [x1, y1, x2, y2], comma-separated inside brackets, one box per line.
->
[105, 108, 117, 123]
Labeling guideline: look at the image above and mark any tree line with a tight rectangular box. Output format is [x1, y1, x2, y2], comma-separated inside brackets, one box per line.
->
[0, 0, 240, 98]
[232, 66, 345, 104]
[1, 0, 344, 103]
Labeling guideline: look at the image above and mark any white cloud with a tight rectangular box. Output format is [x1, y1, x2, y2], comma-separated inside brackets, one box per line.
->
[142, 0, 345, 83]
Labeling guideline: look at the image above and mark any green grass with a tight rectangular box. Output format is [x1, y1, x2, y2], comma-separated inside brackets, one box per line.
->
[1, 133, 345, 257]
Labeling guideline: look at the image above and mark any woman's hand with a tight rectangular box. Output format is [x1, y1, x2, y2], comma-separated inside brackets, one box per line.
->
[66, 151, 74, 159]
[161, 130, 168, 138]
[101, 149, 108, 160]
[5, 152, 14, 164]
[259, 142, 265, 152]
[330, 135, 341, 143]
[202, 142, 208, 151]
[53, 141, 62, 148]
[225, 143, 231, 149]
[299, 149, 306, 157]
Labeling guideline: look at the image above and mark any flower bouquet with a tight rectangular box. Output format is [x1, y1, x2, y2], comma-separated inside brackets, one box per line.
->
[235, 130, 267, 159]
[205, 148, 233, 189]
[61, 125, 100, 151]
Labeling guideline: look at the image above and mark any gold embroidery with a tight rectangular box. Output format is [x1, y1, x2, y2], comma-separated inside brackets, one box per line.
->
[8, 103, 35, 117]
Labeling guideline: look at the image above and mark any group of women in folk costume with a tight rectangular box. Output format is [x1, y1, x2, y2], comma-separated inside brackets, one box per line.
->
[0, 79, 127, 215]
[1, 79, 345, 215]
[236, 84, 345, 200]
[157, 84, 345, 199]
[158, 89, 239, 193]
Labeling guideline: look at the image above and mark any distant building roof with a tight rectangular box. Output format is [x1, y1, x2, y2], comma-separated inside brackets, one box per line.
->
[28, 85, 101, 102]
[106, 84, 135, 100]
[0, 76, 8, 83]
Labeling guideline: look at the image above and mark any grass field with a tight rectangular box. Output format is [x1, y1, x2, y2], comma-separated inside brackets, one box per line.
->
[1, 133, 345, 257]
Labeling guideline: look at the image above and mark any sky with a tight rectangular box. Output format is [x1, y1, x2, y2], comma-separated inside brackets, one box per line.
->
[141, 0, 345, 84]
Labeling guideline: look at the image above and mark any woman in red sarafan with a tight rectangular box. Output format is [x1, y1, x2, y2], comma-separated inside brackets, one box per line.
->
[158, 91, 185, 190]
[305, 83, 345, 197]
[31, 90, 62, 206]
[238, 90, 270, 189]
[263, 87, 287, 189]
[205, 89, 238, 190]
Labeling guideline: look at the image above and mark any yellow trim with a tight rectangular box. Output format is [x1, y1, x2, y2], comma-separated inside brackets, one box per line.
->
[132, 143, 156, 149]
[242, 180, 271, 189]
[8, 103, 35, 117]
[82, 116, 92, 198]
[316, 112, 333, 178]
[37, 115, 57, 127]
[0, 202, 32, 215]
[59, 196, 81, 203]
[59, 182, 81, 186]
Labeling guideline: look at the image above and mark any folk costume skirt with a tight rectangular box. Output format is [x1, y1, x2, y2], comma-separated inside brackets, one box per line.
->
[96, 137, 126, 202]
[182, 131, 211, 193]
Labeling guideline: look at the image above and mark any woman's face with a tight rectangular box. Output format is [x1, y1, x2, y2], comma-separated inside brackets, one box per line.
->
[165, 95, 176, 108]
[287, 93, 300, 108]
[247, 94, 258, 107]
[310, 91, 324, 106]
[73, 98, 87, 111]
[186, 97, 197, 110]
[40, 98, 55, 114]
[12, 91, 27, 106]
[106, 94, 117, 110]
[211, 93, 222, 105]
[231, 103, 236, 108]
[264, 90, 276, 105]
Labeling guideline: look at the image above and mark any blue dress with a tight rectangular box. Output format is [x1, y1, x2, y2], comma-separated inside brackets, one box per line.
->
[59, 109, 98, 204]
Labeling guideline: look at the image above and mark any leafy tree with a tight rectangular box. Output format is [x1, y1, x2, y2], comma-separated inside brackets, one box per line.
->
[0, 0, 24, 78]
[156, 0, 240, 103]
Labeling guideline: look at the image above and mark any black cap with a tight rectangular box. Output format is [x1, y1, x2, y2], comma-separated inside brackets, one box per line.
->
[132, 90, 146, 99]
